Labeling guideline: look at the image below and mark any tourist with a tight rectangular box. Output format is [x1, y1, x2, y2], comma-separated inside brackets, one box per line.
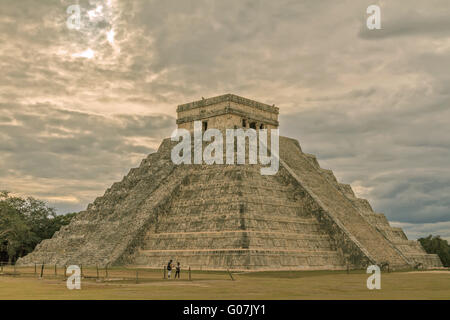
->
[167, 259, 173, 278]
[175, 262, 181, 279]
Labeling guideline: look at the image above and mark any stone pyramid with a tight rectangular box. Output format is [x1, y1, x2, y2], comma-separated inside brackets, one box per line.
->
[18, 94, 442, 270]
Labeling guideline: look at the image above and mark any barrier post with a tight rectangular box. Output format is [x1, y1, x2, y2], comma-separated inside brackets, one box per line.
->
[40, 263, 44, 278]
[227, 268, 234, 281]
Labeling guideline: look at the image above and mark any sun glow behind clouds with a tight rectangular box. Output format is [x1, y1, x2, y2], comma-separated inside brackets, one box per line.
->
[107, 29, 115, 45]
[87, 4, 104, 19]
[72, 48, 95, 59]
[67, 0, 119, 59]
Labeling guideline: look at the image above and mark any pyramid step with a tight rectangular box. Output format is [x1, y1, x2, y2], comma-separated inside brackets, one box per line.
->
[154, 214, 324, 234]
[152, 220, 325, 234]
[160, 213, 319, 225]
[361, 212, 389, 226]
[142, 231, 334, 251]
[172, 195, 302, 208]
[178, 185, 297, 201]
[179, 181, 294, 193]
[167, 205, 310, 217]
[135, 249, 345, 270]
[376, 225, 408, 241]
[167, 199, 308, 217]
[140, 248, 338, 253]
[404, 254, 443, 268]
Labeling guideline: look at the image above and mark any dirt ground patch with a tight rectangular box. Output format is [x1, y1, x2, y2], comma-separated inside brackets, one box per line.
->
[1, 269, 449, 299]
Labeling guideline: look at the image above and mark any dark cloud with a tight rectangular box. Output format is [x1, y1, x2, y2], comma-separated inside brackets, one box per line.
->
[0, 102, 174, 211]
[391, 221, 450, 241]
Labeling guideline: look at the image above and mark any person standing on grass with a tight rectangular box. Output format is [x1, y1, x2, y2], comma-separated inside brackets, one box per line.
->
[175, 262, 180, 279]
[167, 259, 173, 279]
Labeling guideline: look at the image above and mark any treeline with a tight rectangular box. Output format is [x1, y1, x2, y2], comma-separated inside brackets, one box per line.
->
[418, 235, 450, 267]
[0, 191, 77, 264]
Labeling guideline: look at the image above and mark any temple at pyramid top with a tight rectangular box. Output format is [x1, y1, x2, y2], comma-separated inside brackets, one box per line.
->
[176, 93, 279, 131]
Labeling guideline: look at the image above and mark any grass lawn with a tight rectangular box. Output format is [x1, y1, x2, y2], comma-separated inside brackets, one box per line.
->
[0, 266, 449, 300]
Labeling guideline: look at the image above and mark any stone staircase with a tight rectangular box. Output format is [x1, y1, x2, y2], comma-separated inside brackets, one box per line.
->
[311, 154, 442, 268]
[279, 136, 442, 269]
[279, 137, 412, 269]
[133, 164, 346, 270]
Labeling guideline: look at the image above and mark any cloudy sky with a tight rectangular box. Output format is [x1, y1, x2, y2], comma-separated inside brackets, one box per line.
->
[1, 0, 449, 240]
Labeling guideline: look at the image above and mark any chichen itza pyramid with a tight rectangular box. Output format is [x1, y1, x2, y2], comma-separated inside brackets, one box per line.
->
[18, 94, 442, 270]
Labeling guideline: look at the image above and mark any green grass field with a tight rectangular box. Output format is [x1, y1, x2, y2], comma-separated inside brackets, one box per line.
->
[0, 266, 449, 300]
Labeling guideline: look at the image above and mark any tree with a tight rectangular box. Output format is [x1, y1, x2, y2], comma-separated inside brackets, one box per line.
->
[418, 235, 450, 267]
[0, 191, 77, 264]
[0, 200, 35, 263]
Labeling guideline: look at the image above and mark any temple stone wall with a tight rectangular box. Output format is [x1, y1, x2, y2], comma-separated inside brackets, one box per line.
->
[177, 94, 279, 131]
